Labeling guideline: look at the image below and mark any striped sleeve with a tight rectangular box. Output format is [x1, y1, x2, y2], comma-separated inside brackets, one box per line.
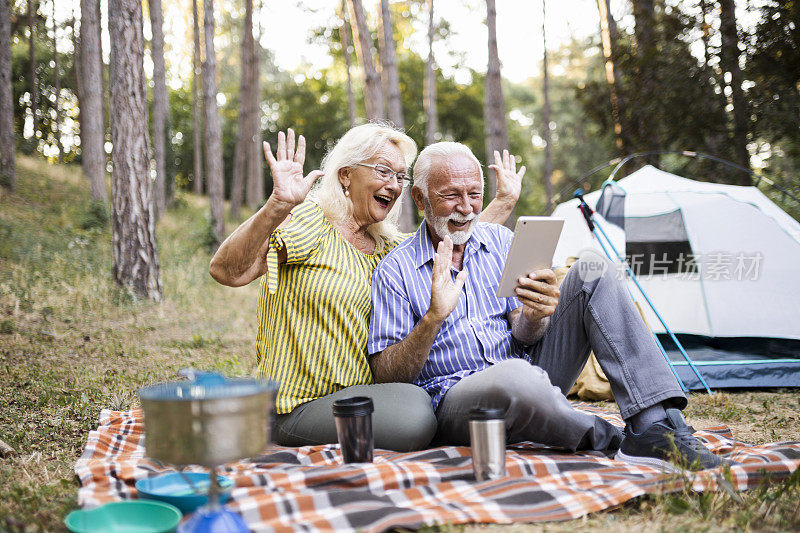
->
[265, 201, 325, 294]
[367, 259, 415, 356]
[498, 225, 523, 314]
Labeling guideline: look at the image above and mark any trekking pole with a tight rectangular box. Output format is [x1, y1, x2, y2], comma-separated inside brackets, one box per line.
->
[574, 190, 711, 394]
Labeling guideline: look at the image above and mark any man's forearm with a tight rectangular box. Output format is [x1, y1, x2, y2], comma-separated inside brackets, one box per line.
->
[479, 196, 516, 225]
[510, 308, 550, 346]
[370, 313, 444, 383]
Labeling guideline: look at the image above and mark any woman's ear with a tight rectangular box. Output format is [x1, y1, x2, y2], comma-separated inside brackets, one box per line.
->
[338, 167, 350, 188]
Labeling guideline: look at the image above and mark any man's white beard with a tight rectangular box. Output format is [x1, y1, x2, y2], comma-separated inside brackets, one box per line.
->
[425, 201, 478, 245]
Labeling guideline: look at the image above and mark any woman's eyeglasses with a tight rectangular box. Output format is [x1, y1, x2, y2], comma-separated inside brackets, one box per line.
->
[356, 163, 411, 187]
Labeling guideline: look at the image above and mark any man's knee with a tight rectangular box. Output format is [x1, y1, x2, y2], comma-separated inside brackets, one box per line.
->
[373, 384, 436, 452]
[475, 359, 554, 407]
[564, 251, 620, 294]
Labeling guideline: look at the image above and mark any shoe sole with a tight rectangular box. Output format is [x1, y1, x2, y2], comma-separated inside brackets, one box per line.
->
[614, 449, 683, 473]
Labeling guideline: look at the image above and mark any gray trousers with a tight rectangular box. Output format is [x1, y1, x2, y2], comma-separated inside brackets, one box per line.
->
[436, 253, 687, 451]
[274, 383, 437, 452]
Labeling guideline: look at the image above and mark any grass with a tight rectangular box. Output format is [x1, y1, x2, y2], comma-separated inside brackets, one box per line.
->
[1, 156, 799, 532]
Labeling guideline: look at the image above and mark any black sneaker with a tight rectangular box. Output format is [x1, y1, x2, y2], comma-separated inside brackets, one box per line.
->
[615, 408, 722, 472]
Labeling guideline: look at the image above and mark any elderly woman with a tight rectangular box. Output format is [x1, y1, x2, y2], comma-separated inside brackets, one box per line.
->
[210, 124, 522, 451]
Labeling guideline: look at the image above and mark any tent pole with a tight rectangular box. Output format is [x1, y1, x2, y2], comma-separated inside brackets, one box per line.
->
[574, 190, 711, 394]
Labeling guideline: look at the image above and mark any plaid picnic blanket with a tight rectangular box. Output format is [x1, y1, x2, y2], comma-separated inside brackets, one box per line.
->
[74, 403, 800, 532]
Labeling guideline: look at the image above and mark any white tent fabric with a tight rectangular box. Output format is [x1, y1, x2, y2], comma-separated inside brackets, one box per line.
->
[551, 165, 800, 340]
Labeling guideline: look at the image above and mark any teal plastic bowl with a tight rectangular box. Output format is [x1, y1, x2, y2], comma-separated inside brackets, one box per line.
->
[65, 500, 182, 533]
[135, 472, 233, 514]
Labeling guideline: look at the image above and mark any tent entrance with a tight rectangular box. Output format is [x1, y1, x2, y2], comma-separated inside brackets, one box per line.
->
[659, 334, 800, 389]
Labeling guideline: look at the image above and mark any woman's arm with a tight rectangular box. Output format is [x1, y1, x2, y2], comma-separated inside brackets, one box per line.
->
[479, 149, 525, 225]
[209, 129, 323, 287]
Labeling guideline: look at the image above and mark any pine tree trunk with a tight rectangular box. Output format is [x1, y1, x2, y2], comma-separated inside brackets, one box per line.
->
[0, 0, 14, 190]
[51, 0, 62, 162]
[379, 0, 402, 128]
[483, 0, 508, 202]
[229, 0, 254, 221]
[245, 4, 262, 210]
[191, 0, 203, 195]
[348, 0, 384, 120]
[376, 0, 414, 232]
[108, 0, 162, 301]
[28, 0, 39, 142]
[631, 0, 659, 165]
[340, 0, 356, 127]
[541, 0, 553, 215]
[80, 0, 107, 202]
[424, 0, 437, 146]
[719, 0, 750, 181]
[202, 0, 225, 245]
[596, 0, 629, 156]
[149, 0, 168, 218]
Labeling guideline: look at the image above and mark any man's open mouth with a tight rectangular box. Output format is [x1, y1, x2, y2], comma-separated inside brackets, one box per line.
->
[374, 194, 393, 208]
[450, 219, 469, 229]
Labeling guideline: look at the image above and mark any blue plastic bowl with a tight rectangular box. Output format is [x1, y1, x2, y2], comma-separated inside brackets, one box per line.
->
[135, 472, 233, 514]
[64, 500, 182, 533]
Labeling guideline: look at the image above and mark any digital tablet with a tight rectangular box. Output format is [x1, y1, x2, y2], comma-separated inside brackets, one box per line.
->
[496, 216, 565, 298]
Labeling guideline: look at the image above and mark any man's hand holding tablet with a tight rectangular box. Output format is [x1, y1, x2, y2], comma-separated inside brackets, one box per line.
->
[496, 216, 565, 298]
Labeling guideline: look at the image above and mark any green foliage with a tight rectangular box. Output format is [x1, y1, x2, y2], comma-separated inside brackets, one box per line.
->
[79, 201, 109, 231]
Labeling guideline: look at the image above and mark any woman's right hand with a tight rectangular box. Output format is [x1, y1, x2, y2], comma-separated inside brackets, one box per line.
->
[263, 128, 324, 209]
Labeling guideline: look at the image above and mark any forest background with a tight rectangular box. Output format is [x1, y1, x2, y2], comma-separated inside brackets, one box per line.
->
[1, 0, 800, 530]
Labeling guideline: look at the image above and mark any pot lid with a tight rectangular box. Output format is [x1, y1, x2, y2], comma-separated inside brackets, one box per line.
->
[138, 370, 277, 401]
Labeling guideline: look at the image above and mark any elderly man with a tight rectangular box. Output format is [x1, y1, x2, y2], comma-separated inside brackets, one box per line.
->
[367, 142, 720, 470]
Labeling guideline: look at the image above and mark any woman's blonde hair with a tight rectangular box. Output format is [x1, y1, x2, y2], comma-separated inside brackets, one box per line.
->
[311, 122, 417, 244]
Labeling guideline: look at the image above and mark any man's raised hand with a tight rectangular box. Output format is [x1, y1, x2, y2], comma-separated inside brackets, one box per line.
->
[489, 149, 525, 205]
[263, 128, 324, 209]
[515, 269, 560, 324]
[428, 236, 467, 323]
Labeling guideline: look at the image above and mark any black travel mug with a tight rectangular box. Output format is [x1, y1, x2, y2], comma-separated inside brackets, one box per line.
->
[469, 407, 506, 481]
[332, 396, 374, 463]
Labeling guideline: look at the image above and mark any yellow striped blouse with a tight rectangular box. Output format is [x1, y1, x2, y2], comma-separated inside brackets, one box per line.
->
[255, 200, 407, 414]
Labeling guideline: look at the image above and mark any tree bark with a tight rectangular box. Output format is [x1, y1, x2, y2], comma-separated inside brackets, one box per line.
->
[424, 0, 437, 146]
[108, 0, 162, 301]
[376, 0, 414, 232]
[541, 0, 553, 215]
[246, 2, 262, 210]
[596, 0, 629, 155]
[80, 0, 107, 202]
[340, 0, 356, 127]
[229, 0, 254, 221]
[719, 0, 750, 181]
[0, 0, 14, 190]
[631, 0, 659, 164]
[191, 0, 203, 194]
[348, 0, 384, 120]
[202, 0, 225, 245]
[148, 0, 168, 218]
[51, 0, 62, 162]
[28, 0, 39, 142]
[378, 0, 402, 127]
[483, 0, 508, 202]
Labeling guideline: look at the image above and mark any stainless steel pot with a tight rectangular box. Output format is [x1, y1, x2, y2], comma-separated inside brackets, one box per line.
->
[138, 370, 278, 467]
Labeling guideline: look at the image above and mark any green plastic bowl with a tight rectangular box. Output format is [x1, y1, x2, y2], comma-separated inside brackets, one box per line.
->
[65, 500, 182, 533]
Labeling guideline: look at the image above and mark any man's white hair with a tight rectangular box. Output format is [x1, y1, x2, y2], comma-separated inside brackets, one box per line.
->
[412, 141, 483, 198]
[311, 122, 417, 243]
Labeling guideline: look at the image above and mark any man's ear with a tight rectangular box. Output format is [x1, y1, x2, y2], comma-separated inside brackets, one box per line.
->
[338, 167, 350, 188]
[411, 186, 425, 211]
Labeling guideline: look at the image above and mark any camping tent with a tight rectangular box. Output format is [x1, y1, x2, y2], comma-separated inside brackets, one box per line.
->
[552, 165, 800, 389]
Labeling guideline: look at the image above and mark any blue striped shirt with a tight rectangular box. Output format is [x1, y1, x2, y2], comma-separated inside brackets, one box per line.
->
[368, 221, 526, 410]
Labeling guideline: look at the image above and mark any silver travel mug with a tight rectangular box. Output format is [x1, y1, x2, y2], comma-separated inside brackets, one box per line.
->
[332, 397, 374, 463]
[469, 407, 506, 481]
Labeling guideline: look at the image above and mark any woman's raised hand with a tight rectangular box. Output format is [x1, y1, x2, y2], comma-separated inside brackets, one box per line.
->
[263, 129, 324, 208]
